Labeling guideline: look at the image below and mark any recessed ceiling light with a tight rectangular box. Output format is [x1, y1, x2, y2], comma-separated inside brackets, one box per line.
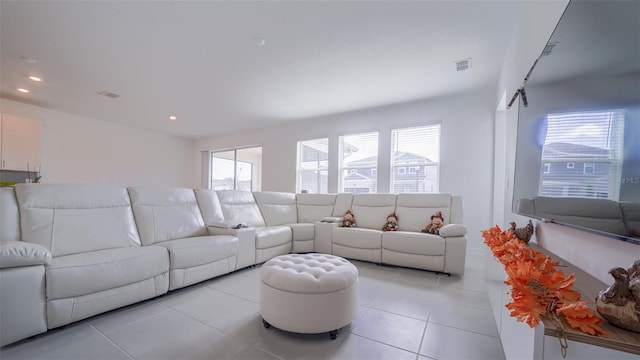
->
[169, 115, 177, 121]
[17, 88, 30, 93]
[20, 56, 37, 64]
[254, 37, 267, 46]
[27, 75, 43, 83]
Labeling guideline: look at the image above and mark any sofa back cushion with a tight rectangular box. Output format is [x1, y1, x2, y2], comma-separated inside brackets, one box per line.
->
[129, 187, 207, 245]
[620, 201, 640, 236]
[333, 193, 354, 217]
[531, 196, 626, 235]
[215, 190, 266, 227]
[15, 184, 141, 257]
[0, 187, 20, 242]
[351, 194, 397, 230]
[194, 189, 225, 224]
[253, 191, 297, 226]
[296, 193, 337, 223]
[395, 193, 453, 232]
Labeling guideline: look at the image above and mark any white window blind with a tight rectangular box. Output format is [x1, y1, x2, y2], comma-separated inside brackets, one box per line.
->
[539, 109, 624, 200]
[296, 138, 328, 193]
[339, 132, 379, 193]
[391, 124, 440, 193]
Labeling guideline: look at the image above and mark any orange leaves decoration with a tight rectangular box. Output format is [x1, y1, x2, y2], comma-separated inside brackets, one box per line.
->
[482, 225, 606, 336]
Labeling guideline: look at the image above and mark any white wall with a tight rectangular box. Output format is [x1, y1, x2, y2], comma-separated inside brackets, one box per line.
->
[495, 0, 640, 280]
[196, 87, 496, 251]
[1, 99, 195, 188]
[495, 0, 569, 228]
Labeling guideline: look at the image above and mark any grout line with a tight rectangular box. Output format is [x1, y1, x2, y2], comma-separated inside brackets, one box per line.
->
[415, 320, 430, 360]
[88, 322, 136, 360]
[425, 321, 501, 339]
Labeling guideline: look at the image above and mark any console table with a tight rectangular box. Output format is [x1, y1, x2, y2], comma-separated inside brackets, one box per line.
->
[484, 244, 640, 359]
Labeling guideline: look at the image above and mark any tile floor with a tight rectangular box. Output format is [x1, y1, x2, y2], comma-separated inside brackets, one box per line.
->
[0, 252, 504, 360]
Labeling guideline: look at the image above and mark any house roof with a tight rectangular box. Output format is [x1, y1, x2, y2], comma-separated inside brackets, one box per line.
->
[542, 142, 610, 159]
[347, 151, 434, 166]
[0, 1, 531, 139]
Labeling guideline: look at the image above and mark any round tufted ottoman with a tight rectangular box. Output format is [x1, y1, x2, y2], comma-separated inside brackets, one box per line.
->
[260, 253, 358, 339]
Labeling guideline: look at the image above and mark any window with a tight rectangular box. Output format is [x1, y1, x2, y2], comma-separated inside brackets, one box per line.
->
[339, 132, 378, 193]
[210, 146, 262, 191]
[543, 163, 550, 174]
[296, 138, 328, 193]
[539, 110, 624, 199]
[584, 163, 595, 175]
[391, 124, 440, 193]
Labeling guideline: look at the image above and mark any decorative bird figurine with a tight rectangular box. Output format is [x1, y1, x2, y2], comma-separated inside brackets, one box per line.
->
[596, 260, 640, 333]
[509, 219, 534, 243]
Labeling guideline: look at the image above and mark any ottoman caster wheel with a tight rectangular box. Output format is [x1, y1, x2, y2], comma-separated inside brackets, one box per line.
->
[329, 329, 338, 340]
[263, 319, 271, 329]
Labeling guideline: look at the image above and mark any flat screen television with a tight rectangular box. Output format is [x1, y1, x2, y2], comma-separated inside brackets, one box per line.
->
[512, 0, 640, 243]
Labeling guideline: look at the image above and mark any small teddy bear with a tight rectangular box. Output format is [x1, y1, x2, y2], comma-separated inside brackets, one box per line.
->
[382, 212, 398, 232]
[342, 209, 356, 227]
[421, 211, 444, 235]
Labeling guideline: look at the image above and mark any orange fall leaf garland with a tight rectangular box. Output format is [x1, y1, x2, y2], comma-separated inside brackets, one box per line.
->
[482, 225, 606, 336]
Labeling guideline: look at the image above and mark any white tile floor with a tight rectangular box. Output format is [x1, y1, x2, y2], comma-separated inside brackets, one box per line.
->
[0, 252, 504, 360]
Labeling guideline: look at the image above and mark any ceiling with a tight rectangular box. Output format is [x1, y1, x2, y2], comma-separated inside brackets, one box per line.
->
[1, 1, 527, 139]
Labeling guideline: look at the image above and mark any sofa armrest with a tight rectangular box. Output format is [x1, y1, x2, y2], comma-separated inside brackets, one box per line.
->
[439, 224, 467, 237]
[0, 241, 52, 269]
[320, 216, 343, 223]
[207, 221, 249, 230]
[206, 226, 256, 269]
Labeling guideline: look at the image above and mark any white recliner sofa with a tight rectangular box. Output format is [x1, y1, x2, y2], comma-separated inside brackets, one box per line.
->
[128, 187, 239, 291]
[0, 184, 467, 346]
[331, 193, 467, 275]
[12, 184, 171, 331]
[383, 193, 467, 275]
[209, 190, 292, 264]
[0, 188, 50, 347]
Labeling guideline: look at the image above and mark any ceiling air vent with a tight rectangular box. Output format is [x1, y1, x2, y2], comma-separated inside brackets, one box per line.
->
[99, 90, 120, 99]
[455, 58, 472, 72]
[542, 42, 558, 57]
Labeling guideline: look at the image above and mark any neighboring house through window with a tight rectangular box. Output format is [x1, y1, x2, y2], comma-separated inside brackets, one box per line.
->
[391, 124, 440, 193]
[339, 132, 378, 193]
[539, 109, 624, 199]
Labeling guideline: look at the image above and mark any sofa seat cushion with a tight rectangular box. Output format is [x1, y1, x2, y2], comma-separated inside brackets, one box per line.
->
[333, 228, 382, 249]
[156, 235, 238, 270]
[46, 246, 169, 300]
[255, 226, 291, 249]
[382, 232, 445, 256]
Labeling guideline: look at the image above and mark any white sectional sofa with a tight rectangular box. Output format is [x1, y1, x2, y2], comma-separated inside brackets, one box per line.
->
[0, 184, 467, 346]
[517, 196, 640, 237]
